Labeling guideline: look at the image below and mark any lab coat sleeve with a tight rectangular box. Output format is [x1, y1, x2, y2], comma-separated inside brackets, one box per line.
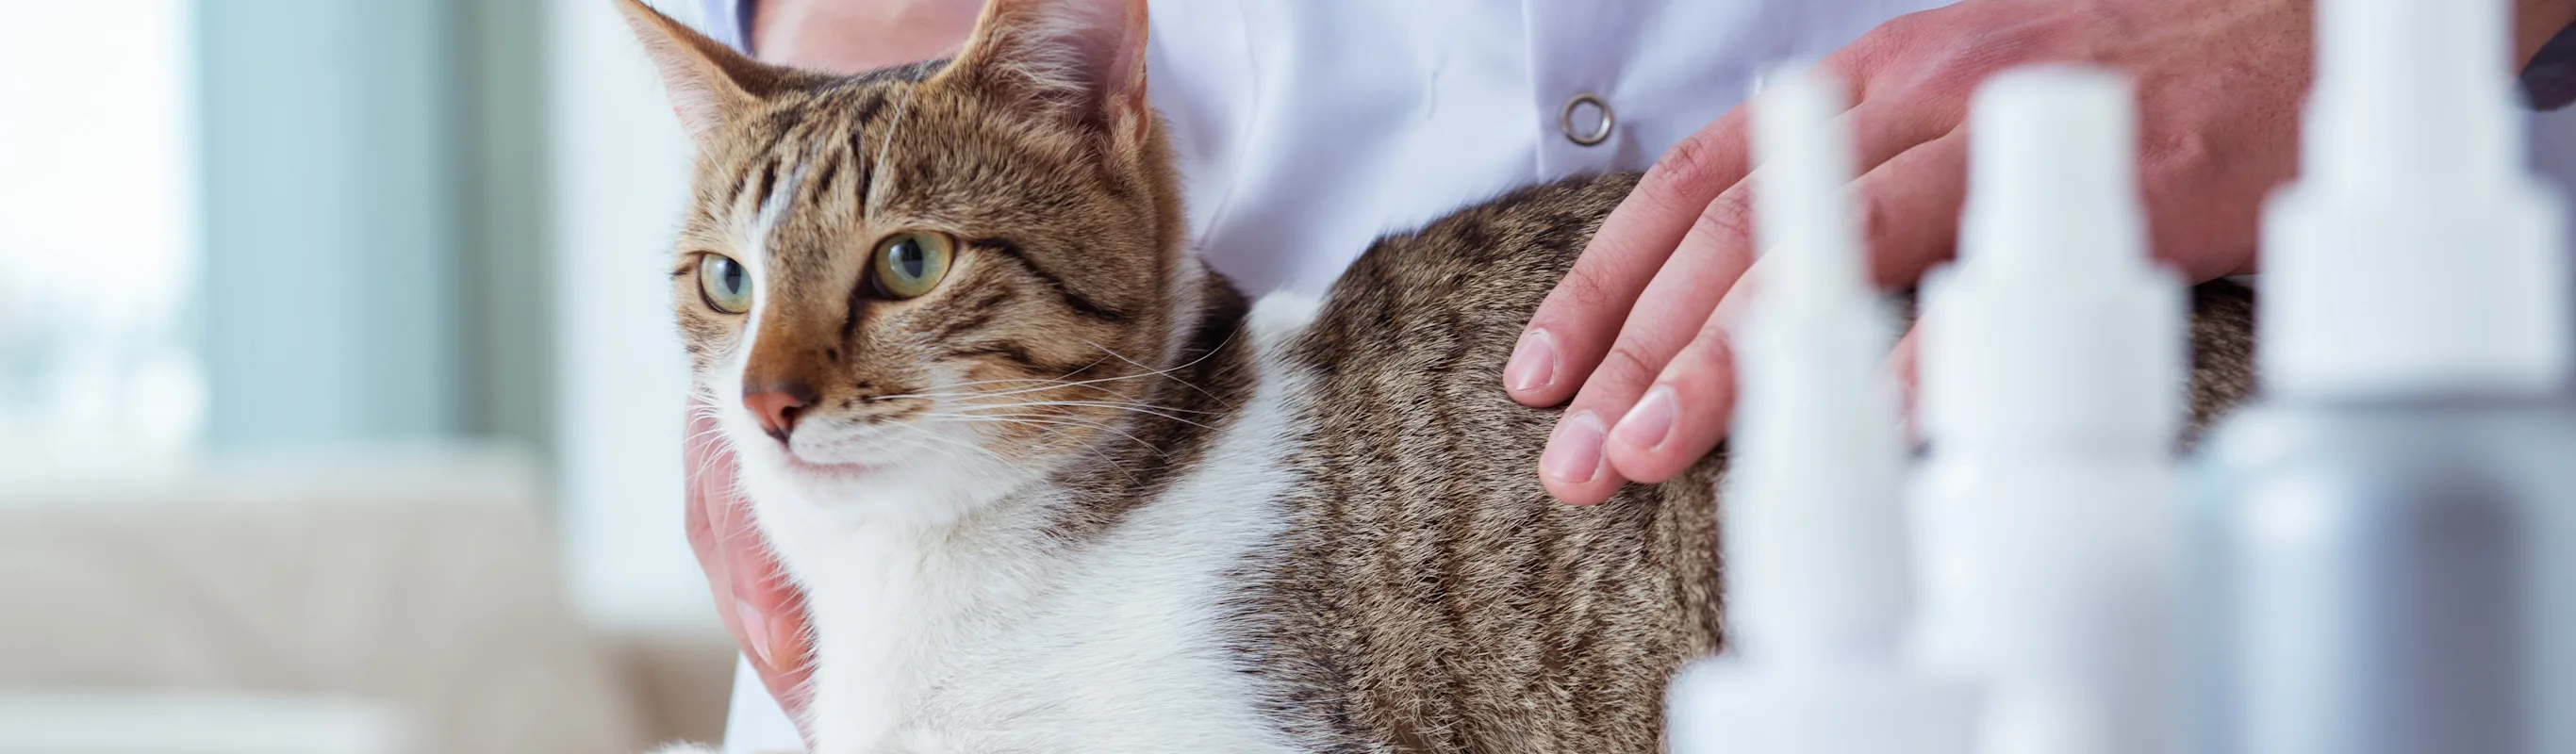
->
[698, 0, 752, 52]
[720, 655, 801, 752]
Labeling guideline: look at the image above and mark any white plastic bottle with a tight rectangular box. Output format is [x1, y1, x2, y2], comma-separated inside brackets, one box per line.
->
[1663, 65, 1977, 754]
[1909, 67, 2186, 754]
[2192, 0, 2576, 752]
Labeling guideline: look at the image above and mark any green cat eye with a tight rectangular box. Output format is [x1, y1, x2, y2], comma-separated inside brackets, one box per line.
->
[873, 231, 956, 299]
[698, 254, 752, 314]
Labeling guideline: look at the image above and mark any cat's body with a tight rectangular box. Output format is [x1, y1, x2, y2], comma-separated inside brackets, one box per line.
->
[617, 1, 2254, 751]
[749, 285, 1320, 754]
[750, 173, 1728, 754]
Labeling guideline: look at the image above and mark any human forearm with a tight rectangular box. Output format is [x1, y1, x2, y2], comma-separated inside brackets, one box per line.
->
[750, 0, 983, 73]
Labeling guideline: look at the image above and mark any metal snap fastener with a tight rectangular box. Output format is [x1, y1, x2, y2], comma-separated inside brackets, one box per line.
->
[1561, 93, 1613, 146]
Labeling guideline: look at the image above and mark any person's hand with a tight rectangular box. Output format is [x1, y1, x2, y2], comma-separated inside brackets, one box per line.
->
[1511, 0, 2576, 505]
[685, 396, 814, 738]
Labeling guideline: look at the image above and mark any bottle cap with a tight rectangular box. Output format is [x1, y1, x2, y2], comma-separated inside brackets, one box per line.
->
[2263, 0, 2570, 397]
[1925, 66, 2185, 451]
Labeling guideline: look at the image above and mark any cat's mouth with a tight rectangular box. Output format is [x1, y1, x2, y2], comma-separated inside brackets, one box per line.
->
[776, 451, 885, 481]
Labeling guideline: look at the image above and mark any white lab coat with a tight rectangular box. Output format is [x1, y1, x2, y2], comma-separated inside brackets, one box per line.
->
[702, 1, 1950, 747]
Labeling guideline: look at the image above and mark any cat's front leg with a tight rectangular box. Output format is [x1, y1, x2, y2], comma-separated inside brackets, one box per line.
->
[804, 649, 912, 754]
[758, 509, 924, 754]
[807, 728, 953, 754]
[900, 727, 982, 754]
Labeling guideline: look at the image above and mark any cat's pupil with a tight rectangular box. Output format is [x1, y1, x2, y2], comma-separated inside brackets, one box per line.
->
[721, 259, 746, 294]
[894, 240, 926, 279]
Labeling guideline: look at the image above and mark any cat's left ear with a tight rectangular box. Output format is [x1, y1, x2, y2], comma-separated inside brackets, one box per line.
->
[613, 0, 810, 144]
[941, 0, 1152, 142]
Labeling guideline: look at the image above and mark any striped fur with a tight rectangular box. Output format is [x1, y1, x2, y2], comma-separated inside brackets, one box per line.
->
[619, 0, 2259, 751]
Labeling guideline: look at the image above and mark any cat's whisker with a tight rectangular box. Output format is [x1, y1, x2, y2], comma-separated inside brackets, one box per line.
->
[948, 365, 1169, 395]
[923, 413, 1173, 460]
[967, 400, 1224, 418]
[1071, 441, 1148, 488]
[913, 349, 1223, 400]
[889, 332, 1244, 405]
[877, 432, 971, 468]
[881, 424, 1009, 466]
[924, 355, 1118, 391]
[864, 84, 916, 218]
[900, 432, 1009, 466]
[1120, 326, 1246, 380]
[895, 380, 1134, 402]
[923, 412, 1142, 439]
[950, 400, 1217, 429]
[686, 448, 731, 485]
[1081, 338, 1228, 405]
[682, 424, 746, 489]
[901, 409, 1153, 484]
[867, 423, 995, 463]
[877, 369, 1167, 402]
[684, 424, 738, 446]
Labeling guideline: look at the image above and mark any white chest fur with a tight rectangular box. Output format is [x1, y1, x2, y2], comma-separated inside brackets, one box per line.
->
[748, 295, 1324, 754]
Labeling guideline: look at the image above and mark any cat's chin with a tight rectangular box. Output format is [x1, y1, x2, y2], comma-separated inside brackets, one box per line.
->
[733, 439, 1029, 527]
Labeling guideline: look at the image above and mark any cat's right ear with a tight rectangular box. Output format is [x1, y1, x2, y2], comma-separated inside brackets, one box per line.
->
[614, 0, 801, 143]
[940, 0, 1151, 142]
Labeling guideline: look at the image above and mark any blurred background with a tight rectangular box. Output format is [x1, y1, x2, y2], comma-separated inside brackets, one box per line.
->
[15, 1, 2576, 753]
[0, 0, 733, 751]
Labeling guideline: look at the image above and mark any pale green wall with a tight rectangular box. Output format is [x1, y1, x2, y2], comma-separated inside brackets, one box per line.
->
[196, 0, 551, 452]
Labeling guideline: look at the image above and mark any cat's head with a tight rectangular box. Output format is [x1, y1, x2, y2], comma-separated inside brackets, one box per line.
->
[619, 0, 1190, 524]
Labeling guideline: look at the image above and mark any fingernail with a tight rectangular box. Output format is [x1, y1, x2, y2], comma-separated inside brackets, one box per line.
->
[1506, 330, 1560, 394]
[1614, 385, 1679, 451]
[737, 599, 775, 671]
[1542, 411, 1607, 484]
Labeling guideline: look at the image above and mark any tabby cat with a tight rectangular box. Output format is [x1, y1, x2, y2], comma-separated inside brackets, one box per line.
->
[618, 0, 2256, 751]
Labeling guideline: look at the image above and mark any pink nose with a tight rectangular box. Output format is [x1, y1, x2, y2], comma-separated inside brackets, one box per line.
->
[742, 381, 816, 443]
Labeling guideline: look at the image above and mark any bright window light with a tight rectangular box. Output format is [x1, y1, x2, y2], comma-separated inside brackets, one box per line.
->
[0, 0, 206, 456]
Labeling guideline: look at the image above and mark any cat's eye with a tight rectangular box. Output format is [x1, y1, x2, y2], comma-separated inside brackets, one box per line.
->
[872, 232, 956, 299]
[698, 254, 753, 314]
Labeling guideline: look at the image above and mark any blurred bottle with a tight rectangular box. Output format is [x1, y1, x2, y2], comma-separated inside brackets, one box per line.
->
[1664, 65, 1976, 754]
[2193, 0, 2576, 752]
[1911, 66, 2185, 754]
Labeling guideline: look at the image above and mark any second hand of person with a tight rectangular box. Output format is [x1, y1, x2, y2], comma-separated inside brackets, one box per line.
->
[1510, 0, 2576, 505]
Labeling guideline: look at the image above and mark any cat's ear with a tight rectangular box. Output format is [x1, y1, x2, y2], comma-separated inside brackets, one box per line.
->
[942, 0, 1152, 140]
[613, 0, 803, 143]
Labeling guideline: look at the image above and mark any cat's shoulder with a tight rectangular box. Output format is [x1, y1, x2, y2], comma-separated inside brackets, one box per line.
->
[1364, 172, 1639, 271]
[1291, 172, 1639, 367]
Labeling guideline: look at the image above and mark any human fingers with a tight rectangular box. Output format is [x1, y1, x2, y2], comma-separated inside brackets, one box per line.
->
[1887, 324, 1925, 446]
[1532, 172, 1760, 505]
[733, 542, 814, 722]
[1586, 261, 1764, 487]
[1506, 107, 1754, 409]
[1544, 101, 1956, 488]
[1601, 134, 1967, 484]
[1850, 132, 1972, 291]
[683, 399, 815, 722]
